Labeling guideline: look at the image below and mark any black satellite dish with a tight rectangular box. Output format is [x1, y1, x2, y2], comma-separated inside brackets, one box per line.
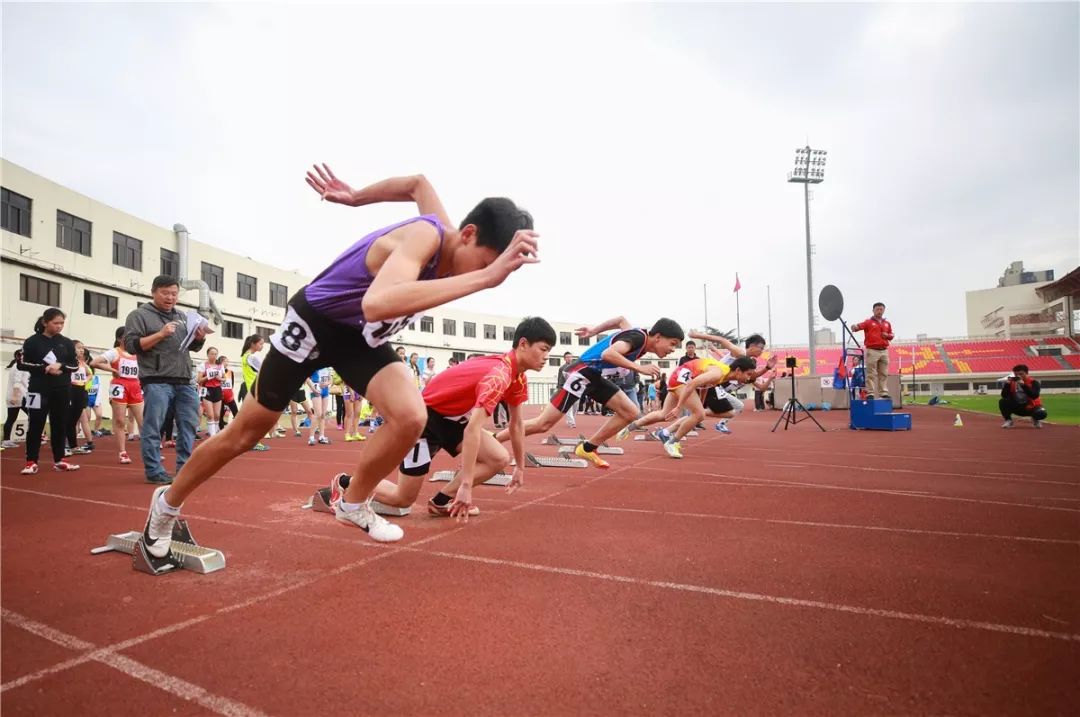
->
[818, 285, 844, 322]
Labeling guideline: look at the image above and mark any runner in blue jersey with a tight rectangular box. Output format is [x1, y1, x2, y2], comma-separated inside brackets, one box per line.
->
[142, 164, 538, 551]
[494, 315, 684, 467]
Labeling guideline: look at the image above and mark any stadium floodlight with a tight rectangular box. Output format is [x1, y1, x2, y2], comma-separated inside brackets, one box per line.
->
[787, 145, 828, 375]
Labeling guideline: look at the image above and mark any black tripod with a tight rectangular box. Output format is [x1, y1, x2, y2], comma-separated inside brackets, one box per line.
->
[771, 369, 826, 432]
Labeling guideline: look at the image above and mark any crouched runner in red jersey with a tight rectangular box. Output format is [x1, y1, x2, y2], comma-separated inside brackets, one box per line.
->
[350, 317, 555, 522]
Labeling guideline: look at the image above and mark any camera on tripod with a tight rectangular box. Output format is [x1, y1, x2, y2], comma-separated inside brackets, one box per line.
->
[785, 356, 797, 369]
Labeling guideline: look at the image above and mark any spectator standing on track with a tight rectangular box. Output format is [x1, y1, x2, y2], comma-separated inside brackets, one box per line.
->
[1000, 364, 1048, 428]
[123, 275, 208, 483]
[18, 308, 80, 474]
[556, 352, 577, 428]
[678, 340, 697, 366]
[851, 302, 894, 400]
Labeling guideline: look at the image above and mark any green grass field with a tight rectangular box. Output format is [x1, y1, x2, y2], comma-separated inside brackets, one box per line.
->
[909, 394, 1080, 425]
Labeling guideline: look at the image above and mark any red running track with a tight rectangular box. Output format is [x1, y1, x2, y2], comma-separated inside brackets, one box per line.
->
[2, 405, 1078, 715]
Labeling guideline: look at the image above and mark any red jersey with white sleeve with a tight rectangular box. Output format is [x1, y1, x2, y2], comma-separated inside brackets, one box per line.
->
[421, 352, 528, 419]
[851, 317, 894, 350]
[100, 348, 144, 405]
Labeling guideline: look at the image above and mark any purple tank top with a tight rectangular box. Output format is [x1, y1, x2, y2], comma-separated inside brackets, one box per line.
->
[304, 215, 445, 331]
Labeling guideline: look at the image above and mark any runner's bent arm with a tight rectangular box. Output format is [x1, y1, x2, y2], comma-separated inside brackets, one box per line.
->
[362, 223, 538, 322]
[577, 316, 630, 338]
[457, 407, 489, 487]
[676, 368, 726, 412]
[507, 401, 526, 492]
[691, 330, 744, 357]
[600, 340, 648, 374]
[348, 175, 452, 229]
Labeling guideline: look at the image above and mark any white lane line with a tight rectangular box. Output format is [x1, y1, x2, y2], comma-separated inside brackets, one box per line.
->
[625, 466, 1080, 513]
[412, 550, 1080, 643]
[1, 609, 268, 717]
[737, 445, 1080, 472]
[476, 497, 1080, 545]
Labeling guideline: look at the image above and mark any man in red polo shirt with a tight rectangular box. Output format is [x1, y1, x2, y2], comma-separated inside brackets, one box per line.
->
[851, 302, 894, 400]
[336, 317, 555, 524]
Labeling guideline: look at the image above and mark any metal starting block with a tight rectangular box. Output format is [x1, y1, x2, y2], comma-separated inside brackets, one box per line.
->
[525, 452, 588, 469]
[544, 434, 579, 446]
[429, 470, 512, 487]
[558, 444, 623, 456]
[301, 485, 410, 516]
[90, 520, 225, 576]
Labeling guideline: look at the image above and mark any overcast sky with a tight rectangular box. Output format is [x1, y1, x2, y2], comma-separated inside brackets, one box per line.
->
[3, 2, 1077, 343]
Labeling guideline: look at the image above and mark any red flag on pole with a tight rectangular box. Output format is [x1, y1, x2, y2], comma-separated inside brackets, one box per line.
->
[733, 273, 741, 293]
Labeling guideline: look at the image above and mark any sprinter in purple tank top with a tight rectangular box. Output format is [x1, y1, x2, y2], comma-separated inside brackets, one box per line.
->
[141, 164, 538, 551]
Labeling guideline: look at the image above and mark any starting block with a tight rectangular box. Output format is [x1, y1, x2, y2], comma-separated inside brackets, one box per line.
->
[557, 444, 623, 456]
[90, 521, 225, 576]
[301, 485, 410, 516]
[544, 434, 579, 446]
[525, 452, 588, 469]
[429, 470, 512, 487]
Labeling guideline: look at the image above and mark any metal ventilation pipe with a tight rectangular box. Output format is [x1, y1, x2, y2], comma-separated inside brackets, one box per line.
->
[173, 223, 223, 325]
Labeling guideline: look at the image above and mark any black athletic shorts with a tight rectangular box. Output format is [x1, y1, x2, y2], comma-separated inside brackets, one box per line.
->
[254, 290, 400, 412]
[704, 388, 733, 414]
[549, 365, 620, 413]
[204, 386, 223, 403]
[292, 389, 306, 404]
[399, 407, 468, 477]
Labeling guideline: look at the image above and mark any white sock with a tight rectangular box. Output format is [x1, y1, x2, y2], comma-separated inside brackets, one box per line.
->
[207, 423, 218, 436]
[158, 492, 181, 515]
[339, 499, 362, 512]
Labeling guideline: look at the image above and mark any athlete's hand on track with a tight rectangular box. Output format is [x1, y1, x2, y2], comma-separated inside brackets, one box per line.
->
[638, 363, 662, 380]
[306, 164, 356, 205]
[505, 467, 525, 495]
[450, 481, 474, 523]
[483, 230, 539, 288]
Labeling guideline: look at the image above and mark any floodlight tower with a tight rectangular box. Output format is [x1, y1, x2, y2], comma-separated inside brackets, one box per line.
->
[787, 146, 827, 376]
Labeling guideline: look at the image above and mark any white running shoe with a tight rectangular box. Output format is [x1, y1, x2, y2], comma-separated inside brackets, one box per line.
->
[663, 441, 683, 459]
[142, 485, 179, 559]
[616, 426, 631, 441]
[334, 500, 404, 542]
[318, 435, 331, 445]
[1, 439, 18, 448]
[566, 418, 576, 429]
[1001, 420, 1013, 429]
[1033, 420, 1043, 429]
[308, 436, 316, 446]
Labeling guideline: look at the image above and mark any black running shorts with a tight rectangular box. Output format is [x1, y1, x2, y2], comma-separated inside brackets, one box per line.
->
[549, 365, 620, 413]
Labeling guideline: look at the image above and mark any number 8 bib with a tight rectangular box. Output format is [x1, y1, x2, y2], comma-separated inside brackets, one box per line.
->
[271, 307, 319, 363]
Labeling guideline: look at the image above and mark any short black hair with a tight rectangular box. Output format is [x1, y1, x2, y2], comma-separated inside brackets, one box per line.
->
[648, 318, 684, 341]
[744, 333, 766, 349]
[1013, 364, 1029, 373]
[460, 198, 533, 253]
[513, 316, 556, 348]
[152, 275, 179, 291]
[684, 341, 696, 348]
[729, 356, 757, 372]
[873, 302, 885, 309]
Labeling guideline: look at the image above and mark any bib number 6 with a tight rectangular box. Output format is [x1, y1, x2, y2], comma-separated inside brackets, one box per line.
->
[563, 372, 590, 398]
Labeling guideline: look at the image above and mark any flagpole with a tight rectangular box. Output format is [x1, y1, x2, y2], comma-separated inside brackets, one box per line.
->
[767, 285, 773, 343]
[703, 284, 708, 328]
[733, 274, 742, 339]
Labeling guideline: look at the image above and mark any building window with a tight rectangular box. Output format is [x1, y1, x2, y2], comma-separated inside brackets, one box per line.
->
[658, 360, 671, 368]
[443, 318, 456, 336]
[201, 262, 224, 293]
[112, 231, 142, 271]
[451, 351, 466, 363]
[1, 188, 32, 237]
[548, 357, 561, 366]
[578, 336, 590, 346]
[160, 248, 179, 278]
[56, 210, 92, 256]
[464, 321, 476, 338]
[269, 282, 287, 308]
[20, 274, 60, 306]
[223, 320, 244, 339]
[84, 290, 118, 318]
[503, 326, 514, 341]
[484, 324, 496, 340]
[420, 316, 434, 333]
[237, 272, 257, 301]
[255, 326, 275, 341]
[559, 331, 572, 345]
